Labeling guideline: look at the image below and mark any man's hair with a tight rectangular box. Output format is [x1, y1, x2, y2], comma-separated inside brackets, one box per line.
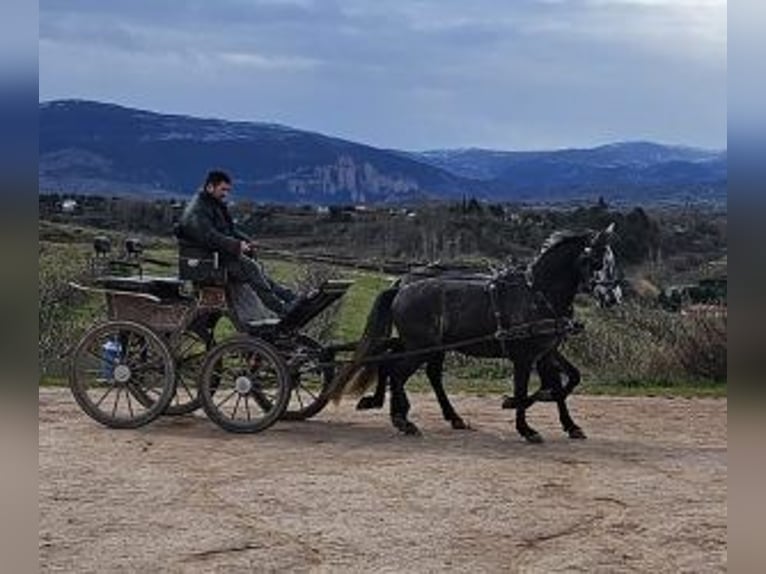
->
[204, 170, 232, 189]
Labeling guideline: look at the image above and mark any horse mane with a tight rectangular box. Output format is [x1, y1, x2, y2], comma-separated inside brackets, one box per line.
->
[527, 230, 592, 277]
[526, 229, 593, 284]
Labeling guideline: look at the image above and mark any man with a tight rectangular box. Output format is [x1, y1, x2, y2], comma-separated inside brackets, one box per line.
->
[178, 170, 297, 316]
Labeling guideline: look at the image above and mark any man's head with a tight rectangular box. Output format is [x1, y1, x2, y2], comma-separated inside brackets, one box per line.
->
[203, 170, 232, 201]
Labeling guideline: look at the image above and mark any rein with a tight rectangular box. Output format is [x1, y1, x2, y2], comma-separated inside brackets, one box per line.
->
[324, 315, 583, 371]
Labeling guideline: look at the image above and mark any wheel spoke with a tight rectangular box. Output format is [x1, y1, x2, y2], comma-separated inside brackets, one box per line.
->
[132, 358, 166, 373]
[215, 389, 237, 410]
[295, 387, 305, 409]
[244, 395, 252, 421]
[85, 348, 105, 364]
[94, 386, 115, 408]
[231, 394, 242, 419]
[125, 386, 135, 418]
[177, 374, 196, 401]
[112, 386, 122, 418]
[250, 386, 273, 412]
[298, 383, 319, 402]
[176, 337, 199, 358]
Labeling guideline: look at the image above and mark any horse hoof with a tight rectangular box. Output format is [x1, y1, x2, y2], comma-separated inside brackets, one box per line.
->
[568, 427, 587, 440]
[451, 418, 471, 430]
[403, 422, 422, 436]
[523, 431, 544, 444]
[393, 417, 421, 436]
[502, 396, 518, 409]
[356, 396, 383, 410]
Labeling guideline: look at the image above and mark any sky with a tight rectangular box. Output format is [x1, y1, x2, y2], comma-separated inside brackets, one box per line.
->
[38, 0, 727, 151]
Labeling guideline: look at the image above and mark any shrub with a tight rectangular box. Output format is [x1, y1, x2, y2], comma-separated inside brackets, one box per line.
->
[293, 263, 343, 342]
[563, 301, 726, 385]
[39, 243, 104, 379]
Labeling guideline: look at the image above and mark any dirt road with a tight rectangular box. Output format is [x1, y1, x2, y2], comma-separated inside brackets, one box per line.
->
[39, 388, 726, 573]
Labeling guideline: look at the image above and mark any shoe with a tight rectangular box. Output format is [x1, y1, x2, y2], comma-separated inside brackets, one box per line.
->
[282, 296, 304, 317]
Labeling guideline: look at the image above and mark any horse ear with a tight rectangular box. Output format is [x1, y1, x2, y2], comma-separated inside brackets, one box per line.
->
[591, 222, 616, 246]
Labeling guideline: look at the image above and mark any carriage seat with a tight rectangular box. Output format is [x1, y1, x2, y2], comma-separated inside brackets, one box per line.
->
[94, 276, 188, 302]
[177, 244, 227, 286]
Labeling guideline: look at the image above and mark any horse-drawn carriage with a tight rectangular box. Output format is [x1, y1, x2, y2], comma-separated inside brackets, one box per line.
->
[70, 223, 621, 442]
[69, 240, 352, 433]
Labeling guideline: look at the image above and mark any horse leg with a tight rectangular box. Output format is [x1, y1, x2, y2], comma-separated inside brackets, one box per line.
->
[512, 358, 543, 443]
[389, 358, 423, 436]
[356, 339, 401, 410]
[503, 348, 566, 409]
[547, 351, 586, 439]
[355, 365, 387, 410]
[426, 353, 469, 430]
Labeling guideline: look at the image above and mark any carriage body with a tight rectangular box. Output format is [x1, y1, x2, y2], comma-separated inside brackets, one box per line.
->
[69, 242, 353, 433]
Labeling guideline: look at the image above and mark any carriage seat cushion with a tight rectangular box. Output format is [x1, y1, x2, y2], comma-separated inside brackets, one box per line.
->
[94, 276, 187, 302]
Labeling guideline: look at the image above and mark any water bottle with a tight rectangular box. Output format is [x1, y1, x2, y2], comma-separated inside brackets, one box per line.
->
[101, 339, 123, 380]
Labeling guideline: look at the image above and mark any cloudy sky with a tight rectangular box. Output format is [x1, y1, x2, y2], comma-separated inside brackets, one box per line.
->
[39, 0, 726, 151]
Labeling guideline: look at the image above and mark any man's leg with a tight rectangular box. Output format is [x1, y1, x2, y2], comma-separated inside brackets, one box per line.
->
[265, 274, 297, 303]
[250, 258, 297, 303]
[227, 256, 289, 315]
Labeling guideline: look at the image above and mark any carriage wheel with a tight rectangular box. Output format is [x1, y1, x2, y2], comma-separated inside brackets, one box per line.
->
[281, 335, 335, 421]
[199, 335, 291, 433]
[127, 324, 212, 416]
[69, 321, 175, 429]
[163, 327, 210, 415]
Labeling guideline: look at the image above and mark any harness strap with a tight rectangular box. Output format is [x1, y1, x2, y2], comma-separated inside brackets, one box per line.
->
[487, 280, 509, 355]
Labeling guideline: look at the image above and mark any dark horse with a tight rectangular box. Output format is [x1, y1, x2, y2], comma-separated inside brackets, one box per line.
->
[355, 265, 589, 437]
[332, 224, 621, 443]
[355, 239, 622, 436]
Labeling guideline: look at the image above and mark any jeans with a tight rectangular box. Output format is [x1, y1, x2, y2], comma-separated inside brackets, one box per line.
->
[225, 255, 296, 315]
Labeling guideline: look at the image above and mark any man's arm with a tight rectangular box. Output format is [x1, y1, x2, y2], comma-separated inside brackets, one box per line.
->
[183, 208, 242, 256]
[233, 227, 254, 243]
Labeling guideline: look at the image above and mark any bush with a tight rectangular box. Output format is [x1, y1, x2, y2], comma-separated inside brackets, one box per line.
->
[673, 311, 727, 382]
[562, 301, 727, 385]
[293, 263, 343, 343]
[39, 243, 104, 379]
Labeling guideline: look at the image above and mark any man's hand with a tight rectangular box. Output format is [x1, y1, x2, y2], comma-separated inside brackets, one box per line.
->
[240, 241, 251, 254]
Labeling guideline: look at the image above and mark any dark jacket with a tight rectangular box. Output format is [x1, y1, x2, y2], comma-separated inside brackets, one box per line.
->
[178, 191, 251, 258]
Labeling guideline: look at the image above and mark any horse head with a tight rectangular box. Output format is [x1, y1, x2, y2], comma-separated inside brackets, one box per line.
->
[579, 223, 622, 308]
[529, 223, 622, 314]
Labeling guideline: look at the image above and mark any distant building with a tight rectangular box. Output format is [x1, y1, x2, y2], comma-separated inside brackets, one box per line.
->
[61, 199, 78, 213]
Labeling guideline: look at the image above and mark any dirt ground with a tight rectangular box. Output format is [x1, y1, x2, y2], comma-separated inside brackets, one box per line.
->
[39, 388, 726, 573]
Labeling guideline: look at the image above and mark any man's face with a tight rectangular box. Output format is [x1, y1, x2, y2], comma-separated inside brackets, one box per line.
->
[207, 181, 232, 201]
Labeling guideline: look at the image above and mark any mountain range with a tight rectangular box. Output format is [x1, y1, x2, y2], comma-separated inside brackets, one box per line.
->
[39, 100, 726, 205]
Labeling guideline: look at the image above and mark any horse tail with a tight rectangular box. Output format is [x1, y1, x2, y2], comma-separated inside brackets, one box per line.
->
[330, 287, 399, 401]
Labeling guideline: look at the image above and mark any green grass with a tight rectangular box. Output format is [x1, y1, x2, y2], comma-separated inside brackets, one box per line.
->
[334, 270, 394, 342]
[580, 380, 727, 398]
[40, 376, 68, 387]
[262, 258, 393, 342]
[397, 373, 726, 399]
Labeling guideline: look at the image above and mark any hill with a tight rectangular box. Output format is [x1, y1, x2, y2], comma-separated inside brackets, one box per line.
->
[40, 100, 726, 204]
